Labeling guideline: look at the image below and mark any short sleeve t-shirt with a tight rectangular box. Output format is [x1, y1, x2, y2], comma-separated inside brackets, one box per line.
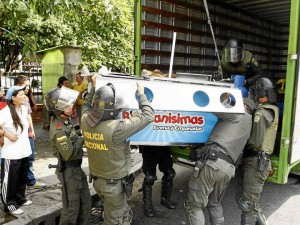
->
[0, 105, 31, 159]
[72, 82, 88, 106]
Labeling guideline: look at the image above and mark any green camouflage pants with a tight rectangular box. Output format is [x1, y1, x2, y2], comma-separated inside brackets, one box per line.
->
[93, 177, 131, 225]
[56, 167, 92, 225]
[185, 158, 235, 225]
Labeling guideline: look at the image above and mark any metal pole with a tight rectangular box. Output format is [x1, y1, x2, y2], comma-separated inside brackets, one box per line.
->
[169, 32, 177, 78]
[134, 0, 142, 76]
[203, 0, 223, 79]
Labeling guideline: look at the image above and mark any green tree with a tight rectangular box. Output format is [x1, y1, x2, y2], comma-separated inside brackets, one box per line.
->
[0, 0, 134, 73]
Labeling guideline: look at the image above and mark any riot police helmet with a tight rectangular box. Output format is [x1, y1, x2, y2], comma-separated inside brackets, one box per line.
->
[86, 83, 126, 127]
[254, 77, 278, 104]
[223, 38, 244, 63]
[44, 87, 79, 116]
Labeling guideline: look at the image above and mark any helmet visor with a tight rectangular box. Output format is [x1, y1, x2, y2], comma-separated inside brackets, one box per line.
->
[224, 47, 244, 63]
[114, 90, 128, 110]
[106, 83, 128, 110]
[55, 87, 79, 111]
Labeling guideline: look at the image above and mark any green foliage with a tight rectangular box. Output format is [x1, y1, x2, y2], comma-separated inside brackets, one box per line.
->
[0, 0, 134, 73]
[67, 0, 134, 72]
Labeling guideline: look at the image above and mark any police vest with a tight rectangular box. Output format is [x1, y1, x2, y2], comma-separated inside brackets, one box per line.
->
[257, 104, 279, 154]
[81, 119, 132, 179]
[221, 51, 256, 78]
[208, 113, 252, 163]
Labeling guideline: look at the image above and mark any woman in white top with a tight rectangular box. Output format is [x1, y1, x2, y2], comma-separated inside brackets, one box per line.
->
[0, 86, 32, 215]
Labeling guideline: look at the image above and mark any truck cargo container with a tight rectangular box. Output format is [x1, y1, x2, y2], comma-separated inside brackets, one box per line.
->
[131, 0, 299, 184]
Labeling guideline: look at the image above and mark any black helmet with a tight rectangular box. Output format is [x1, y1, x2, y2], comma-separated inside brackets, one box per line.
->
[250, 77, 278, 104]
[86, 83, 126, 127]
[223, 38, 244, 63]
[44, 87, 79, 116]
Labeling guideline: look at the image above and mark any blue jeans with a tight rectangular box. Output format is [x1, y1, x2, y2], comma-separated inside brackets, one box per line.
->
[27, 137, 36, 186]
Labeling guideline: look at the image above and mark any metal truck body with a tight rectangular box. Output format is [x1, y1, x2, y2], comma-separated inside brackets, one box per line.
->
[131, 0, 300, 184]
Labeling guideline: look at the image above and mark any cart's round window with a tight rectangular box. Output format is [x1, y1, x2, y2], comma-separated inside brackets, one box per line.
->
[193, 91, 209, 107]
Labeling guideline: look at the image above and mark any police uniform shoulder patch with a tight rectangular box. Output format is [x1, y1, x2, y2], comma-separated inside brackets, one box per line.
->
[56, 133, 69, 151]
[254, 111, 262, 123]
[57, 135, 67, 142]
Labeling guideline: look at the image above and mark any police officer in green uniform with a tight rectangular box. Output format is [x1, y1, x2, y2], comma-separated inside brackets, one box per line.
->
[238, 77, 279, 225]
[185, 98, 256, 225]
[44, 87, 91, 225]
[219, 38, 265, 86]
[81, 75, 154, 225]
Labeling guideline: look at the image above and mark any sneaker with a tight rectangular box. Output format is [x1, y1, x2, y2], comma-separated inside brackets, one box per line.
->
[28, 182, 47, 189]
[21, 200, 32, 206]
[9, 208, 24, 215]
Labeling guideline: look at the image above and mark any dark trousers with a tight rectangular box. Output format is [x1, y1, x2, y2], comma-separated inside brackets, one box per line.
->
[27, 137, 36, 186]
[1, 157, 29, 212]
[141, 146, 173, 176]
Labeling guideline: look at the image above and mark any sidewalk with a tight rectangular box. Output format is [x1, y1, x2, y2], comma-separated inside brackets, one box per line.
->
[0, 121, 143, 225]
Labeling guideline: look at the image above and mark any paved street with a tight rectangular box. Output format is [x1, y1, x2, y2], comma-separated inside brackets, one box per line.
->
[1, 121, 300, 224]
[130, 164, 300, 225]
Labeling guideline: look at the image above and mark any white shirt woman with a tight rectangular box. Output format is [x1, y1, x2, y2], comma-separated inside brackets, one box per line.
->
[0, 86, 32, 215]
[0, 104, 31, 159]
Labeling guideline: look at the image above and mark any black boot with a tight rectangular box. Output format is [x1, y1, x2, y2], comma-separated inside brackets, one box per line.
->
[143, 184, 155, 217]
[161, 181, 176, 209]
[255, 208, 268, 225]
[241, 211, 257, 225]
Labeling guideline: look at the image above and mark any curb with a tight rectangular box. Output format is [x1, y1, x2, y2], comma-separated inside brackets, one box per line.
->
[1, 153, 143, 225]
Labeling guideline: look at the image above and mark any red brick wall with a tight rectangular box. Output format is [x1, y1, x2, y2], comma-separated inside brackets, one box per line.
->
[32, 104, 44, 122]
